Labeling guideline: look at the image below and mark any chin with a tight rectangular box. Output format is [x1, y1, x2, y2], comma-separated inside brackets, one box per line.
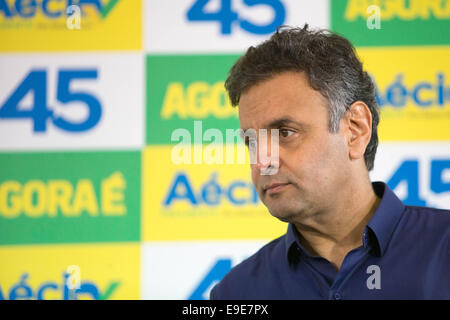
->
[266, 206, 298, 223]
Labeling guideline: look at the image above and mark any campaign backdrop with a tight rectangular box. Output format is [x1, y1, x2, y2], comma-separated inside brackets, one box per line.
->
[1, 0, 449, 300]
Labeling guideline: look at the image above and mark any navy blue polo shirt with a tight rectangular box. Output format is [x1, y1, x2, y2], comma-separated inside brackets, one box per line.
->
[210, 182, 450, 300]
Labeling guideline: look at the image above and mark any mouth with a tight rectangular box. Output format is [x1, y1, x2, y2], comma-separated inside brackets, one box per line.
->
[263, 182, 291, 195]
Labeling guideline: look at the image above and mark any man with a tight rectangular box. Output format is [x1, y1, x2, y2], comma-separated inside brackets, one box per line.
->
[210, 25, 450, 300]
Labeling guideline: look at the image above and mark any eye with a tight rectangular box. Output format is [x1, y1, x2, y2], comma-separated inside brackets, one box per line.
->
[243, 136, 256, 148]
[279, 129, 294, 138]
[243, 136, 249, 147]
[248, 138, 257, 149]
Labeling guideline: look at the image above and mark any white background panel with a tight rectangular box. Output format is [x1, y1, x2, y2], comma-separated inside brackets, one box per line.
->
[0, 53, 144, 151]
[370, 142, 450, 209]
[145, 0, 329, 53]
[141, 240, 269, 299]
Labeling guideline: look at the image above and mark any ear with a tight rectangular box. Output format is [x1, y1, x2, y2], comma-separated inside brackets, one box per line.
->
[342, 101, 373, 161]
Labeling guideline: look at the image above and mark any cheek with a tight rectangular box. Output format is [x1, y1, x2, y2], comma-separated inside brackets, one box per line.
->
[282, 142, 318, 171]
[313, 136, 349, 178]
[283, 137, 343, 180]
[250, 164, 266, 196]
[250, 164, 259, 185]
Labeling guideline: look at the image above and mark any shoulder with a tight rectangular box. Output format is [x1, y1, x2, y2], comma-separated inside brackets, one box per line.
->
[210, 235, 286, 300]
[402, 205, 450, 228]
[398, 205, 450, 245]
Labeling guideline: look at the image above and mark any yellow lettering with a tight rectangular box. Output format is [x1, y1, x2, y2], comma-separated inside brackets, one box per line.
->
[23, 180, 47, 218]
[425, 0, 448, 18]
[161, 82, 187, 119]
[394, 0, 419, 20]
[72, 179, 98, 217]
[101, 172, 126, 216]
[346, 0, 450, 21]
[210, 82, 236, 118]
[345, 0, 372, 20]
[161, 81, 237, 119]
[48, 180, 73, 217]
[46, 0, 66, 15]
[445, 0, 450, 18]
[375, 0, 392, 20]
[187, 82, 210, 118]
[416, 0, 431, 19]
[0, 178, 117, 218]
[0, 181, 22, 218]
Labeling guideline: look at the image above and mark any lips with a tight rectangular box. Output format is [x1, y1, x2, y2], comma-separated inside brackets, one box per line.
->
[264, 182, 290, 194]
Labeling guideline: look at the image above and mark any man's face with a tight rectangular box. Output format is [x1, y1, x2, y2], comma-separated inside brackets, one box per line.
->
[238, 71, 352, 222]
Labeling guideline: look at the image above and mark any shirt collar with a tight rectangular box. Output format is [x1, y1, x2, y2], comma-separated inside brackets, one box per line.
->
[285, 222, 300, 260]
[285, 182, 406, 262]
[366, 181, 405, 256]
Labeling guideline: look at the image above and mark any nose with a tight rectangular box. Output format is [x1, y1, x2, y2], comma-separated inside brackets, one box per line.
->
[256, 156, 279, 176]
[254, 129, 280, 175]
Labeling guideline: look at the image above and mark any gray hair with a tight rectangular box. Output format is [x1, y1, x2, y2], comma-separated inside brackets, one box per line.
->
[225, 24, 380, 171]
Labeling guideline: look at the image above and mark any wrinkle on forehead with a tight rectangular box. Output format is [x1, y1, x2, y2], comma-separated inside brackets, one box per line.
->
[237, 72, 328, 131]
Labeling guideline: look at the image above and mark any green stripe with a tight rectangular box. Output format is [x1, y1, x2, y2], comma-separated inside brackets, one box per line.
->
[100, 0, 120, 19]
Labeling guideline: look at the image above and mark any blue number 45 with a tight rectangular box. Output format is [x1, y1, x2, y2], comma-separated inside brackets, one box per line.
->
[0, 69, 102, 133]
[187, 0, 286, 35]
[387, 159, 450, 207]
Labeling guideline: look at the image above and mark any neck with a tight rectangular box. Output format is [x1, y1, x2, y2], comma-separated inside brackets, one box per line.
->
[292, 179, 381, 271]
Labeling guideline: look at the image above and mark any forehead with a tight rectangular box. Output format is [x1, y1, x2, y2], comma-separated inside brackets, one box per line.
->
[238, 71, 328, 130]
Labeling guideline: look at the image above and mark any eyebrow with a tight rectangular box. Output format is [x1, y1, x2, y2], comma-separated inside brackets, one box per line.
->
[265, 117, 307, 130]
[240, 117, 308, 141]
